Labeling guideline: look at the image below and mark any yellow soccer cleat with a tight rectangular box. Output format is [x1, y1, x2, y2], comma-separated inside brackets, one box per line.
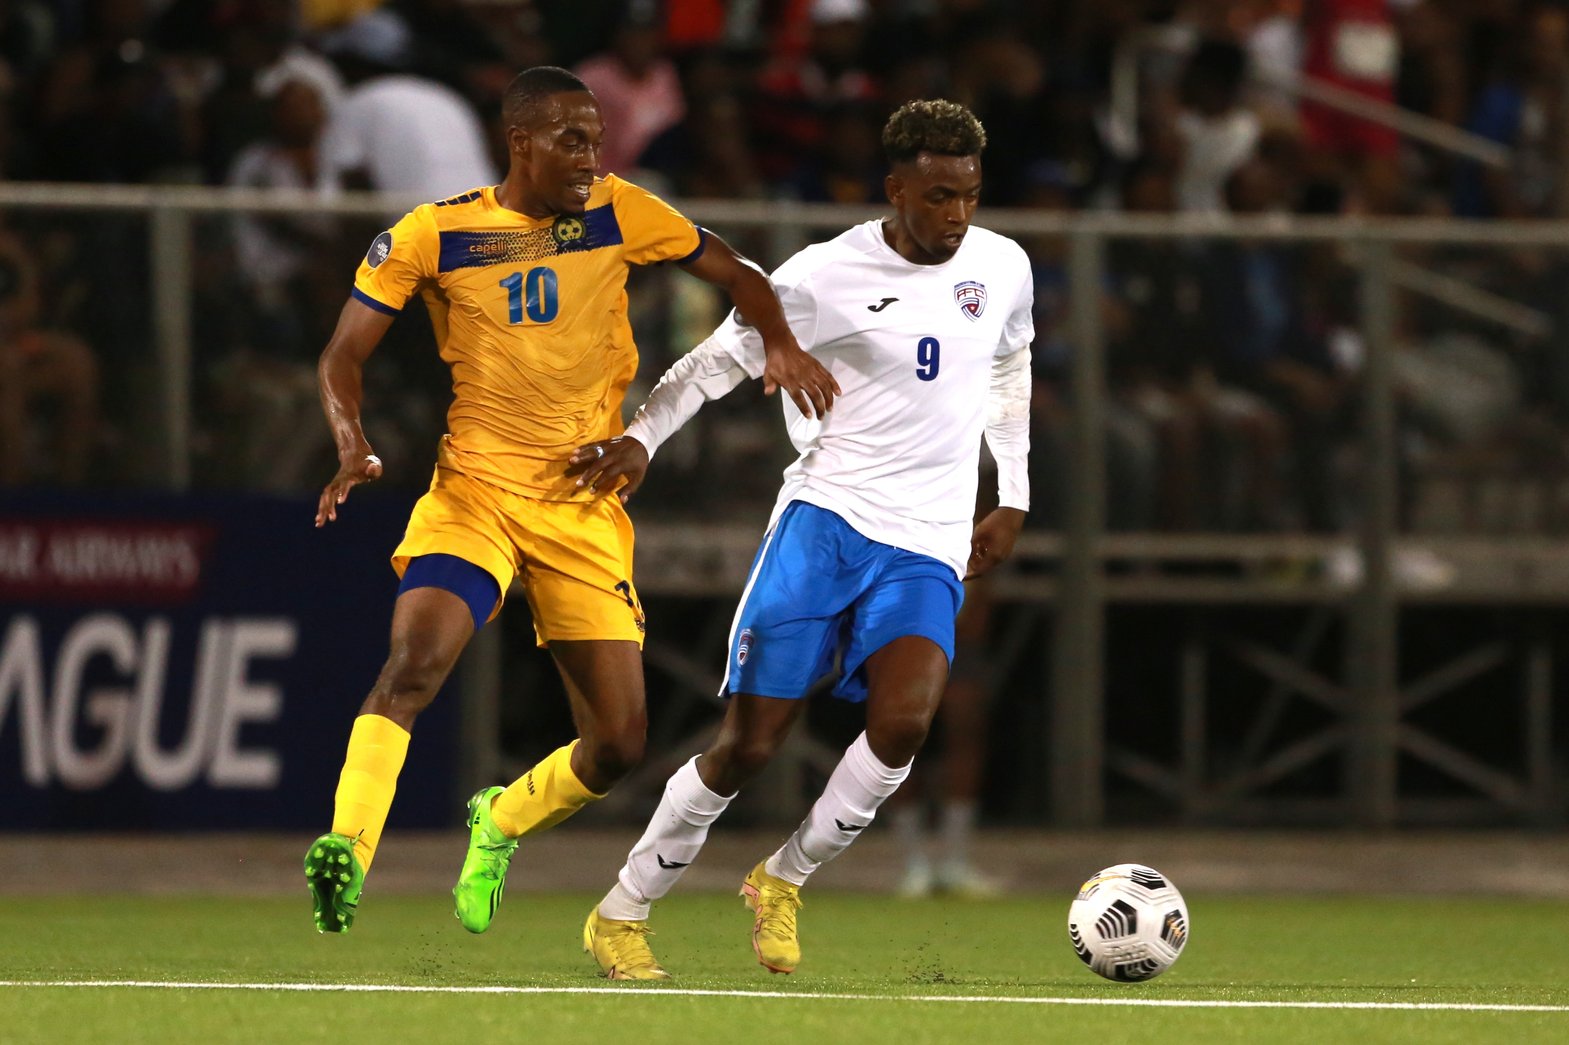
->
[583, 907, 671, 981]
[739, 861, 802, 974]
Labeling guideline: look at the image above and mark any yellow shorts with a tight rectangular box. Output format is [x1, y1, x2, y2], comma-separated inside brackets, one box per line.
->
[392, 466, 645, 647]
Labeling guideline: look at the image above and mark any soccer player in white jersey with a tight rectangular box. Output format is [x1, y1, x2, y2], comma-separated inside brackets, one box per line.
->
[569, 99, 1032, 979]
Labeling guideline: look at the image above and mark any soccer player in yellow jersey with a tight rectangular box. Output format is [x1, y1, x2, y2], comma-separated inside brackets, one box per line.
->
[303, 66, 839, 935]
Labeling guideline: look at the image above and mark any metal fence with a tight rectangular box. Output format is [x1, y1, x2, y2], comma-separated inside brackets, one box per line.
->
[5, 183, 1568, 827]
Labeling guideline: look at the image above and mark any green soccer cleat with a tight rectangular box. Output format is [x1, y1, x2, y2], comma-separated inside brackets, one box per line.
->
[304, 832, 364, 934]
[740, 861, 803, 974]
[453, 786, 518, 934]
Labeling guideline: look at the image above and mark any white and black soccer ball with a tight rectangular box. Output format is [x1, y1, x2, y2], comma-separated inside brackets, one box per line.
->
[1067, 863, 1189, 982]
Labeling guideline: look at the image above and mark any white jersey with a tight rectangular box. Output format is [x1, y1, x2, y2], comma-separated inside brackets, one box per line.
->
[626, 219, 1034, 578]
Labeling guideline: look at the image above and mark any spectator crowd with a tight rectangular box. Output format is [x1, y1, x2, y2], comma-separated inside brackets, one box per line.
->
[3, 0, 1569, 537]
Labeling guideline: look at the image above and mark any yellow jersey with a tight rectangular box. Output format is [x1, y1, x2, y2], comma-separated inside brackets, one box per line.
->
[352, 175, 704, 500]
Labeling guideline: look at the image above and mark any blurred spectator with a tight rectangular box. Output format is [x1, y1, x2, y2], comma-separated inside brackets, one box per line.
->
[783, 101, 883, 203]
[253, 7, 345, 113]
[1454, 4, 1569, 220]
[0, 0, 55, 84]
[316, 9, 495, 195]
[0, 223, 100, 487]
[1109, 161, 1286, 530]
[0, 0, 1565, 523]
[200, 0, 344, 184]
[300, 0, 384, 32]
[1199, 158, 1350, 530]
[1241, 0, 1305, 124]
[751, 0, 880, 181]
[1299, 0, 1402, 213]
[226, 78, 334, 344]
[35, 0, 196, 183]
[1023, 169, 1158, 531]
[574, 0, 684, 176]
[643, 86, 765, 200]
[388, 0, 511, 106]
[1393, 0, 1465, 131]
[1171, 38, 1260, 214]
[1300, 0, 1399, 161]
[951, 21, 1090, 207]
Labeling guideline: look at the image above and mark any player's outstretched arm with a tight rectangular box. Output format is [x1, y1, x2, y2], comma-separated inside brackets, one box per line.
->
[315, 297, 396, 527]
[570, 336, 753, 503]
[681, 232, 840, 418]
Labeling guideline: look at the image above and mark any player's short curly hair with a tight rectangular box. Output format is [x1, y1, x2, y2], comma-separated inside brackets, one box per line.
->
[882, 100, 987, 165]
[503, 66, 592, 127]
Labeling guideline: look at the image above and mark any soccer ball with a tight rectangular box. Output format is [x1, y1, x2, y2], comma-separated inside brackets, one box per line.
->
[1067, 863, 1189, 982]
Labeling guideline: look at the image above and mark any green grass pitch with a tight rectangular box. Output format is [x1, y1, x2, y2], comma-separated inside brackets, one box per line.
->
[2, 891, 1566, 1044]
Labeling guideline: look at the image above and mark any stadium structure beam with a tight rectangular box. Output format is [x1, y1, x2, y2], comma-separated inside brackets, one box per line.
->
[150, 208, 192, 491]
[1050, 231, 1108, 826]
[1347, 242, 1402, 828]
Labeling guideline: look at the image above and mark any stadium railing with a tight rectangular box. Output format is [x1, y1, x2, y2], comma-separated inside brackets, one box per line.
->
[5, 182, 1567, 828]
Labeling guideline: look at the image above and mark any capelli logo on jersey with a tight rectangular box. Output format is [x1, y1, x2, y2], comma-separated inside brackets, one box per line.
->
[466, 239, 509, 257]
[366, 231, 392, 268]
[737, 628, 753, 665]
[954, 281, 987, 320]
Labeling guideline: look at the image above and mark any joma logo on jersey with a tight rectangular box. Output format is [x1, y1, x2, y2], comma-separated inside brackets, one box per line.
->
[737, 628, 753, 665]
[954, 281, 986, 320]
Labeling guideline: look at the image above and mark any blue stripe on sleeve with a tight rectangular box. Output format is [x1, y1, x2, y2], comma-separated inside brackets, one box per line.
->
[351, 287, 400, 316]
[675, 226, 708, 265]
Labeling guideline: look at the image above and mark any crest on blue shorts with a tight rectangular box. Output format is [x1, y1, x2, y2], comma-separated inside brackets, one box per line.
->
[954, 281, 986, 320]
[737, 628, 753, 665]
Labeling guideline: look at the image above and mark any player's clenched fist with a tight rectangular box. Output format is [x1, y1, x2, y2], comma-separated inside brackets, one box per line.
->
[316, 451, 384, 527]
[569, 436, 649, 504]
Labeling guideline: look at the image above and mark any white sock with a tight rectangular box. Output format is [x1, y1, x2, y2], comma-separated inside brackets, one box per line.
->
[938, 799, 978, 873]
[766, 732, 910, 886]
[597, 756, 733, 922]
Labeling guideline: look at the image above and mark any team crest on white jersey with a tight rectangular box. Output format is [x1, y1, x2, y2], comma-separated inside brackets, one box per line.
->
[954, 281, 986, 320]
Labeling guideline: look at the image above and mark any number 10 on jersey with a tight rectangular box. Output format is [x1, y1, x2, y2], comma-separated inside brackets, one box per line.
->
[499, 267, 559, 324]
[916, 336, 940, 381]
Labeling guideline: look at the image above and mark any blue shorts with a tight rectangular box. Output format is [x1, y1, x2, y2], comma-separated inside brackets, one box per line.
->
[721, 501, 964, 703]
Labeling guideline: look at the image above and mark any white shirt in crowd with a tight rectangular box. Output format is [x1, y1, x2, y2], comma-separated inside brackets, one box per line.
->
[318, 74, 496, 197]
[625, 219, 1034, 579]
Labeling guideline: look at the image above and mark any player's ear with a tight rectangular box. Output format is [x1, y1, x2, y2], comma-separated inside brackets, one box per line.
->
[884, 172, 902, 207]
[507, 124, 529, 162]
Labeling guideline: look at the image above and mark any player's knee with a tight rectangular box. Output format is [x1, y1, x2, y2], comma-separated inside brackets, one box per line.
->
[728, 733, 783, 783]
[372, 647, 453, 716]
[581, 716, 646, 783]
[867, 707, 935, 767]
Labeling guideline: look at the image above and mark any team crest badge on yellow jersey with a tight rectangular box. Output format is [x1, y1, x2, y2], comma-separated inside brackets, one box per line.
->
[552, 215, 586, 245]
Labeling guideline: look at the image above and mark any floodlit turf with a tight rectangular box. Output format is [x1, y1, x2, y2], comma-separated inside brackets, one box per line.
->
[2, 892, 1566, 1044]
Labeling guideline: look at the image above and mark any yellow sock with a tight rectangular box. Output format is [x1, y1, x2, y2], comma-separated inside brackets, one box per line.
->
[330, 714, 411, 873]
[490, 739, 604, 838]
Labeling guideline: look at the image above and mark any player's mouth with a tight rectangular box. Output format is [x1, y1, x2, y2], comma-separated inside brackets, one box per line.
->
[942, 231, 966, 248]
[568, 181, 592, 203]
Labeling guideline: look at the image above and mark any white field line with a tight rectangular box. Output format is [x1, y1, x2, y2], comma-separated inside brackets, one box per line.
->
[0, 981, 1566, 1013]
